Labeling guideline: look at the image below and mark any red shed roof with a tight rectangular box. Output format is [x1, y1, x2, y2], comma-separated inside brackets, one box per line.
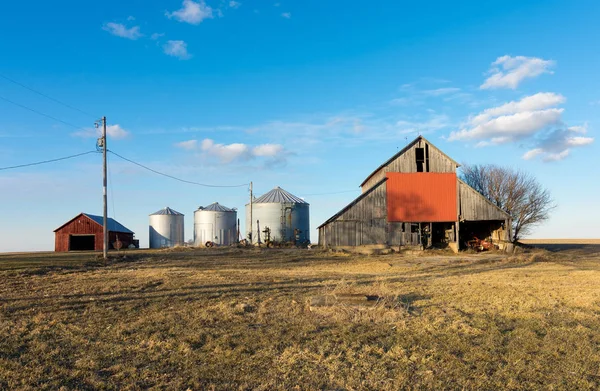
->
[54, 213, 134, 234]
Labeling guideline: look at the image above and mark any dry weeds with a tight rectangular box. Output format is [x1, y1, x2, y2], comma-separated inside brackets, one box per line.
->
[1, 245, 600, 390]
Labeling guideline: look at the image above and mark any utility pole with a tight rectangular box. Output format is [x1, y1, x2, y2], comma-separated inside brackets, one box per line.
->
[249, 181, 253, 244]
[102, 117, 108, 261]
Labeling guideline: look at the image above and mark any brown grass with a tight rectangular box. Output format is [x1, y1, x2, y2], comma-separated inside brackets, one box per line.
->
[1, 246, 600, 390]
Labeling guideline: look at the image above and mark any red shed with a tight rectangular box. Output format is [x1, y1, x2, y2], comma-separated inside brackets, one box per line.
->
[54, 213, 135, 252]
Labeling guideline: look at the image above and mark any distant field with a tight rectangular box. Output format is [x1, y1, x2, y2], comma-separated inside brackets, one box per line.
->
[520, 239, 600, 253]
[521, 239, 600, 244]
[1, 247, 600, 390]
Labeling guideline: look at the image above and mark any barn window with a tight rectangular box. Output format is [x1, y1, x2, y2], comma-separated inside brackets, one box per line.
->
[415, 145, 430, 172]
[416, 147, 425, 172]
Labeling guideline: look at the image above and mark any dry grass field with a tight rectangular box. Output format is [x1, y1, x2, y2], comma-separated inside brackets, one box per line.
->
[1, 244, 600, 390]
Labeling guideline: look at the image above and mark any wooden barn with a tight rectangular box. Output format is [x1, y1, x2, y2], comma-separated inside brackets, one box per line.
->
[54, 213, 135, 252]
[318, 136, 511, 251]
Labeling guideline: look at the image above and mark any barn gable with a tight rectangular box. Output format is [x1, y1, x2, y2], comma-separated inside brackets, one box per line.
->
[360, 136, 460, 193]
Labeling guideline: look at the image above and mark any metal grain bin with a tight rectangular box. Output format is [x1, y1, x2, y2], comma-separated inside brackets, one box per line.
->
[149, 207, 185, 248]
[194, 202, 238, 246]
[246, 187, 310, 244]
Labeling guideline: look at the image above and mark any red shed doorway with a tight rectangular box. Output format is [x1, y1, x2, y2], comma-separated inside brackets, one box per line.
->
[69, 235, 95, 251]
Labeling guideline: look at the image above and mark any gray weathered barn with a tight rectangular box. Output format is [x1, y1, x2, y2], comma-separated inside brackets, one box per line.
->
[318, 136, 511, 250]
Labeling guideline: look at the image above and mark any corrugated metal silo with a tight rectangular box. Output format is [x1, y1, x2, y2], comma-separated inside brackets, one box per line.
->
[246, 187, 310, 244]
[194, 202, 238, 246]
[149, 207, 185, 248]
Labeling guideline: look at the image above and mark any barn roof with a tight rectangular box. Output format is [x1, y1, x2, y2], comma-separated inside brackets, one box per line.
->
[53, 213, 134, 234]
[253, 187, 308, 204]
[359, 135, 460, 188]
[150, 207, 184, 216]
[198, 202, 235, 212]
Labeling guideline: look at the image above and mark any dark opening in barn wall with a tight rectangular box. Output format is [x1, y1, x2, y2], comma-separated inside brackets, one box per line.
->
[459, 220, 505, 249]
[69, 235, 95, 251]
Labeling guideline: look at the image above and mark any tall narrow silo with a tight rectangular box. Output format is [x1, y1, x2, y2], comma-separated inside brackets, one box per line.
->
[149, 207, 185, 248]
[246, 187, 310, 244]
[194, 202, 238, 246]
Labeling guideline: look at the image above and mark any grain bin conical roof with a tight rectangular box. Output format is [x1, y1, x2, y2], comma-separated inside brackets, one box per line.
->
[150, 207, 184, 216]
[253, 187, 308, 204]
[199, 202, 235, 212]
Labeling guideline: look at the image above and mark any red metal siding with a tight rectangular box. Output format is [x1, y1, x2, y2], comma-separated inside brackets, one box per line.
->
[386, 173, 457, 222]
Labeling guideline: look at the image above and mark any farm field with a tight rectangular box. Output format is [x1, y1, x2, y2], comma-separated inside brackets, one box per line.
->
[1, 245, 600, 390]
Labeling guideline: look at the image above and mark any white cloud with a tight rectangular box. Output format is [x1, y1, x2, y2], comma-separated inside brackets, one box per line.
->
[252, 144, 283, 157]
[163, 40, 192, 59]
[450, 92, 593, 161]
[449, 93, 566, 143]
[451, 108, 564, 143]
[522, 148, 543, 160]
[566, 136, 594, 146]
[480, 55, 555, 90]
[568, 124, 588, 133]
[102, 22, 143, 40]
[72, 124, 130, 140]
[106, 124, 130, 139]
[522, 127, 593, 162]
[470, 93, 565, 126]
[151, 33, 165, 40]
[543, 149, 570, 162]
[176, 138, 286, 164]
[281, 12, 291, 18]
[175, 140, 198, 150]
[229, 1, 241, 8]
[166, 0, 213, 24]
[201, 139, 249, 162]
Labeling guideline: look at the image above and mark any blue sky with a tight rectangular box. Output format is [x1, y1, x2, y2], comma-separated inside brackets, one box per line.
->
[1, 0, 599, 251]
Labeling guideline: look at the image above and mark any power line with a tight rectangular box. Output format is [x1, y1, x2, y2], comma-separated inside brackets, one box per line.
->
[302, 189, 358, 196]
[0, 73, 97, 118]
[0, 151, 99, 171]
[0, 95, 88, 131]
[108, 150, 249, 188]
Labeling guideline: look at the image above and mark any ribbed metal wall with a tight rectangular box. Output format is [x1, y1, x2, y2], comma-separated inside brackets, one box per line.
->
[149, 210, 185, 248]
[194, 205, 237, 246]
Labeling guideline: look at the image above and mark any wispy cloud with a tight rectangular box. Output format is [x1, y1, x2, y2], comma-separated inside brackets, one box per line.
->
[163, 40, 192, 59]
[421, 87, 461, 97]
[281, 12, 291, 18]
[480, 55, 555, 90]
[166, 0, 214, 24]
[396, 114, 451, 135]
[102, 22, 143, 40]
[151, 33, 165, 40]
[229, 1, 241, 8]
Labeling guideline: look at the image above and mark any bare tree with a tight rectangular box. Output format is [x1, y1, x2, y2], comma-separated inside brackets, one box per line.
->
[461, 164, 555, 242]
